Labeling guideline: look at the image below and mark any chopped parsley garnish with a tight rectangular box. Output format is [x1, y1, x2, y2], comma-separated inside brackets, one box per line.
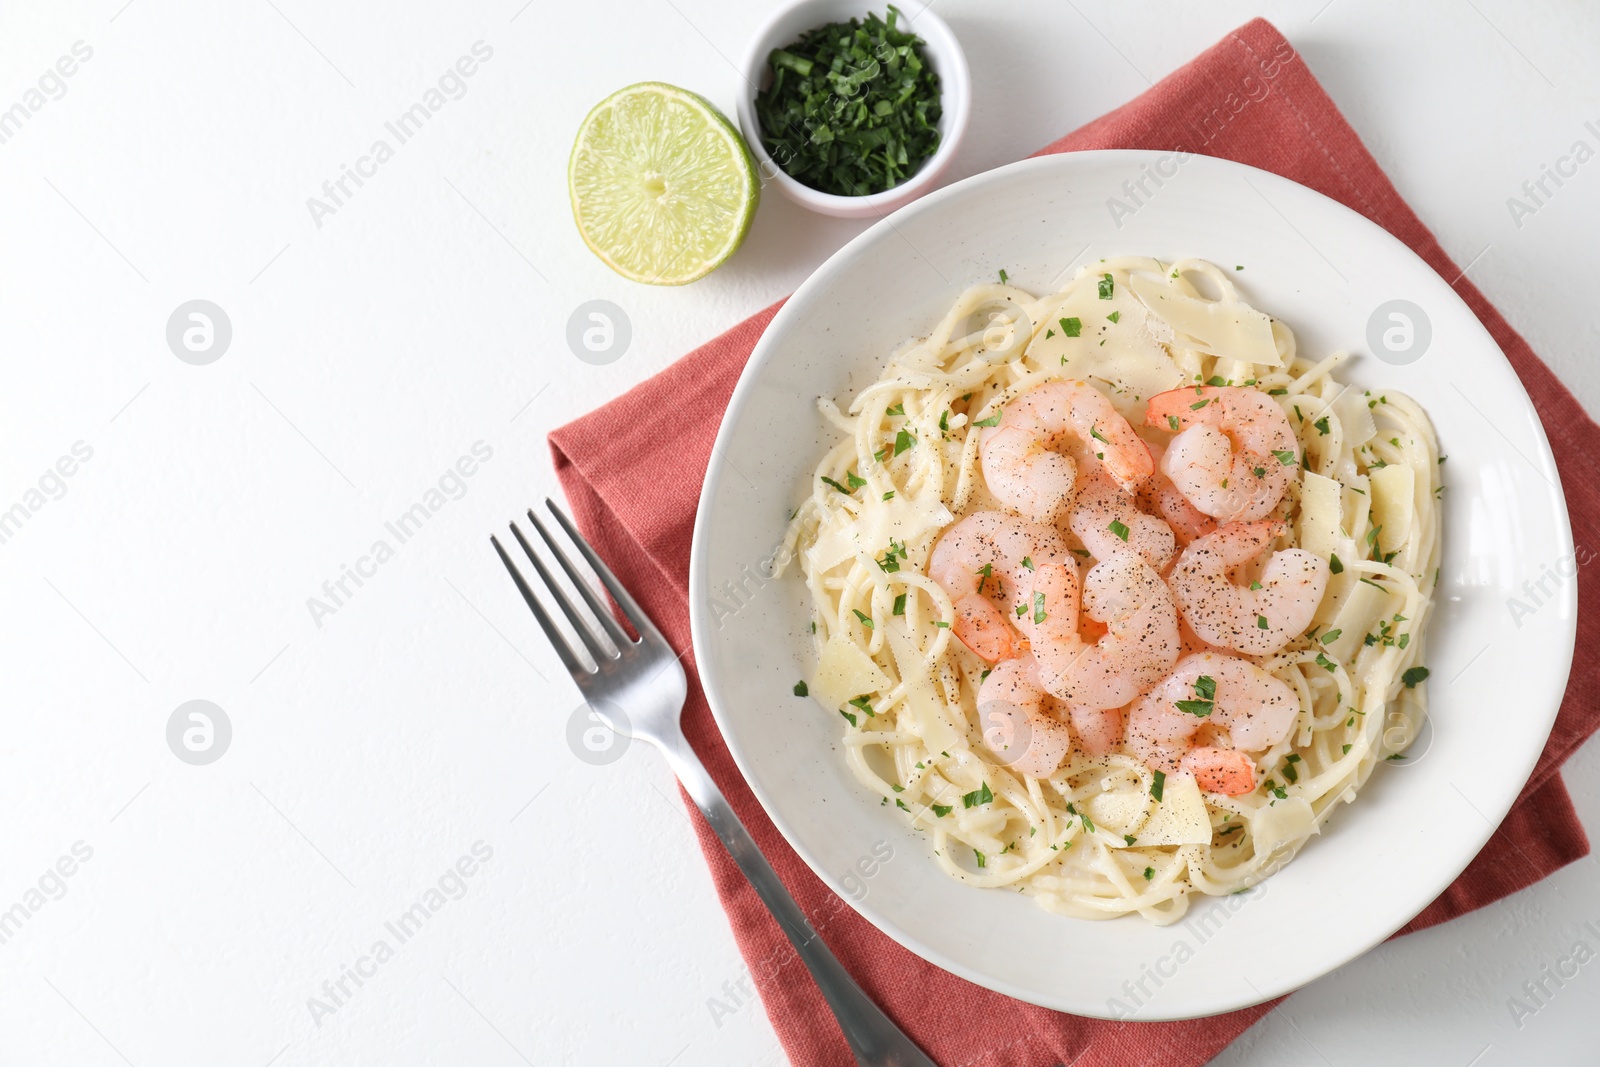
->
[821, 475, 849, 494]
[962, 782, 993, 808]
[895, 797, 910, 810]
[1282, 753, 1301, 783]
[1107, 311, 1121, 323]
[1329, 553, 1344, 574]
[893, 593, 907, 616]
[972, 411, 1002, 428]
[931, 803, 952, 817]
[882, 490, 895, 501]
[1252, 466, 1266, 478]
[1021, 556, 1035, 570]
[1366, 525, 1382, 547]
[1315, 652, 1337, 672]
[1090, 426, 1108, 443]
[1402, 666, 1430, 688]
[1206, 375, 1228, 387]
[1151, 770, 1166, 802]
[1176, 674, 1215, 717]
[845, 469, 867, 489]
[937, 410, 949, 432]
[1342, 743, 1353, 755]
[1314, 416, 1330, 435]
[1272, 449, 1297, 466]
[1189, 398, 1211, 410]
[1098, 273, 1114, 299]
[1124, 834, 1137, 846]
[848, 694, 875, 716]
[933, 620, 950, 628]
[1059, 316, 1082, 337]
[975, 562, 993, 594]
[997, 269, 1008, 284]
[974, 848, 986, 868]
[1032, 591, 1047, 624]
[1143, 866, 1155, 881]
[793, 681, 808, 697]
[1168, 414, 1181, 431]
[1249, 580, 1263, 591]
[1268, 387, 1288, 395]
[852, 608, 874, 629]
[885, 403, 904, 417]
[1109, 519, 1130, 542]
[893, 428, 916, 456]
[840, 708, 857, 727]
[753, 8, 943, 197]
[1256, 614, 1269, 629]
[1321, 629, 1341, 644]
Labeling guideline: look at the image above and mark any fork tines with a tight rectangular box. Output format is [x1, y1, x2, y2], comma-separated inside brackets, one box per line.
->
[491, 500, 654, 673]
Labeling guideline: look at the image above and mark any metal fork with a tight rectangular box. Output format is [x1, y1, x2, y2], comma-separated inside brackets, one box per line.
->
[493, 500, 939, 1067]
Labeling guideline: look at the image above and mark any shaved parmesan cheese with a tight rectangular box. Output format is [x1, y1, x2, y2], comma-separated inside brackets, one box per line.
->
[1251, 796, 1314, 860]
[805, 490, 952, 574]
[1298, 471, 1345, 558]
[1087, 790, 1149, 842]
[1125, 272, 1280, 367]
[1137, 773, 1212, 846]
[1024, 285, 1184, 421]
[1322, 577, 1390, 663]
[1333, 388, 1376, 448]
[813, 634, 890, 712]
[1370, 464, 1415, 558]
[883, 621, 961, 753]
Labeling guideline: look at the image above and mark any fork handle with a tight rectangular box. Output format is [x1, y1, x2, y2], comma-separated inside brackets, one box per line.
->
[659, 737, 940, 1067]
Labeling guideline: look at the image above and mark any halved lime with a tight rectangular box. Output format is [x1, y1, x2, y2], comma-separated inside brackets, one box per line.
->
[569, 82, 759, 286]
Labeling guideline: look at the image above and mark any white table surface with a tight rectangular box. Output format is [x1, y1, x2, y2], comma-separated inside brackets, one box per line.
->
[3, 0, 1597, 1064]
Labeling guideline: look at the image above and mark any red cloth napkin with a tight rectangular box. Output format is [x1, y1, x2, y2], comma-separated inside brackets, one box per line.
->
[551, 17, 1597, 1065]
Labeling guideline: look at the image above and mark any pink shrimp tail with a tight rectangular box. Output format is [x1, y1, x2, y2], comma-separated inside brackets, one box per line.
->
[1180, 747, 1258, 796]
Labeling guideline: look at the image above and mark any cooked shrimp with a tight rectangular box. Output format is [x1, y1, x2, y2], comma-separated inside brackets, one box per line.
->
[976, 655, 1071, 777]
[1025, 553, 1180, 710]
[1145, 385, 1296, 522]
[981, 380, 1153, 524]
[929, 511, 1070, 663]
[1068, 465, 1176, 571]
[1168, 521, 1330, 656]
[979, 656, 1124, 772]
[1126, 651, 1299, 795]
[1137, 442, 1217, 546]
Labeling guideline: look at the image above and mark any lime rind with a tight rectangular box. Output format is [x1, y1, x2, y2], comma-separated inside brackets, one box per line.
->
[569, 82, 759, 286]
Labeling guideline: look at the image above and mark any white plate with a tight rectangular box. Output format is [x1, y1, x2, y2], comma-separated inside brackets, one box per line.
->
[687, 151, 1576, 1019]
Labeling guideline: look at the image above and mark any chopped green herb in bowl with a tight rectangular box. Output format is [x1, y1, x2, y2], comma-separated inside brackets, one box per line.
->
[755, 7, 940, 197]
[736, 0, 970, 217]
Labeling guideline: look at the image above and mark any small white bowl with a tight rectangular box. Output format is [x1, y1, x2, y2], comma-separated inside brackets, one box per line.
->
[735, 0, 970, 219]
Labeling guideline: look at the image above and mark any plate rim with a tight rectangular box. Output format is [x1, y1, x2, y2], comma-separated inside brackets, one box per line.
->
[687, 148, 1578, 1018]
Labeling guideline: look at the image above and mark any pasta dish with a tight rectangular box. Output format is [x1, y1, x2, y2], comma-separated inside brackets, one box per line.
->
[781, 257, 1441, 923]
